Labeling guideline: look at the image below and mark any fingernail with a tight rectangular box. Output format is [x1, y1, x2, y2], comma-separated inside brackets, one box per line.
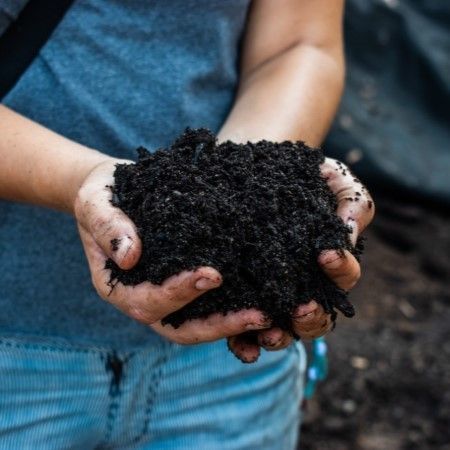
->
[293, 311, 315, 323]
[324, 254, 343, 269]
[195, 277, 219, 290]
[245, 321, 269, 331]
[115, 235, 133, 264]
[295, 301, 318, 317]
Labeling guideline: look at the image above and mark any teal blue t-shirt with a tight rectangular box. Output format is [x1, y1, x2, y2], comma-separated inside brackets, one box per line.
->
[0, 0, 250, 348]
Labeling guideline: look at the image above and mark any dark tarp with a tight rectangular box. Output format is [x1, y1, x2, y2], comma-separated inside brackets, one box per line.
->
[326, 0, 450, 208]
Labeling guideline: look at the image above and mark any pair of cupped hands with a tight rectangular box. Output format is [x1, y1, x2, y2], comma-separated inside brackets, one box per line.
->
[74, 157, 374, 363]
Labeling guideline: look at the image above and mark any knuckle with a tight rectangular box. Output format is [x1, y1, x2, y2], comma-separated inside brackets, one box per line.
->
[321, 167, 338, 182]
[321, 157, 338, 172]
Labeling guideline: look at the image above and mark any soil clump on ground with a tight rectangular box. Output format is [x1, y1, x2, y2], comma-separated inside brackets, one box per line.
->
[106, 129, 360, 332]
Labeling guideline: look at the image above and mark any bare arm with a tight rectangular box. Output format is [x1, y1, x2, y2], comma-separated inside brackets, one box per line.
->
[0, 105, 109, 212]
[218, 0, 345, 145]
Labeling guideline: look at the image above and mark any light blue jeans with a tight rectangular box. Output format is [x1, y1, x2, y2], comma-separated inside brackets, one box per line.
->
[0, 334, 305, 449]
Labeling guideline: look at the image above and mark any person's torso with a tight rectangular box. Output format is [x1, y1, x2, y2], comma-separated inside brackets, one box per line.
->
[0, 0, 250, 347]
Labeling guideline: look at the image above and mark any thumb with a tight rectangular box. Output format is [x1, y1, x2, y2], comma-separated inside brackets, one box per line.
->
[95, 213, 141, 270]
[75, 165, 142, 270]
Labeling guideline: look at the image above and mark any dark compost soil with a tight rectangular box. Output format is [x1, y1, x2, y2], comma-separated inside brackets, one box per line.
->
[300, 196, 450, 450]
[106, 129, 361, 332]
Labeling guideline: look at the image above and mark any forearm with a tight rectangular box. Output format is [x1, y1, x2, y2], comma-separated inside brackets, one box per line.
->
[0, 105, 113, 213]
[219, 43, 344, 146]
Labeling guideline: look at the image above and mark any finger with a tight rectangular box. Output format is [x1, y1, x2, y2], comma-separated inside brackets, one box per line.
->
[228, 333, 261, 363]
[76, 164, 141, 270]
[296, 313, 333, 340]
[145, 266, 223, 319]
[318, 249, 361, 291]
[152, 309, 270, 345]
[257, 328, 293, 351]
[79, 225, 150, 315]
[292, 303, 332, 340]
[321, 158, 375, 245]
[113, 268, 222, 325]
[79, 227, 223, 323]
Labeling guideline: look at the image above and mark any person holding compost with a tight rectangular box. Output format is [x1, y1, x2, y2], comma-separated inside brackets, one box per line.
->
[0, 0, 373, 448]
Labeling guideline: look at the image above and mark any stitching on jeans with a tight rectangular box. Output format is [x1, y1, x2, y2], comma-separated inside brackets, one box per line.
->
[95, 352, 135, 450]
[132, 345, 170, 445]
[0, 338, 106, 355]
[102, 385, 121, 447]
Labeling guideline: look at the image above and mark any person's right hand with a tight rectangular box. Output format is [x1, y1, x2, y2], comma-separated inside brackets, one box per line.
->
[74, 159, 270, 352]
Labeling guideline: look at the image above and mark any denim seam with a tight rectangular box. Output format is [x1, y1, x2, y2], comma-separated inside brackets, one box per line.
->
[102, 387, 121, 447]
[132, 345, 170, 445]
[0, 338, 107, 355]
[96, 352, 136, 450]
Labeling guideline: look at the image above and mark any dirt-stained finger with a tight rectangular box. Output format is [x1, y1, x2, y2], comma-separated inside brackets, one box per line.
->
[318, 249, 361, 291]
[292, 304, 332, 339]
[129, 267, 221, 323]
[74, 161, 142, 270]
[294, 300, 319, 317]
[321, 157, 375, 245]
[79, 225, 155, 318]
[228, 333, 261, 363]
[154, 266, 222, 304]
[79, 225, 225, 324]
[296, 314, 333, 340]
[152, 309, 270, 345]
[109, 267, 222, 325]
[257, 328, 293, 351]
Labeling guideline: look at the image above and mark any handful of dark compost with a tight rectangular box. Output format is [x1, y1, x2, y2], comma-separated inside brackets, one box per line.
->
[106, 129, 362, 333]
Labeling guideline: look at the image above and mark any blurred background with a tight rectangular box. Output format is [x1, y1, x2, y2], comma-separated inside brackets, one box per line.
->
[300, 1, 450, 449]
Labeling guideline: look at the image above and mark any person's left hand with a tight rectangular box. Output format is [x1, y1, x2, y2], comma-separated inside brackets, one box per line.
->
[228, 157, 375, 362]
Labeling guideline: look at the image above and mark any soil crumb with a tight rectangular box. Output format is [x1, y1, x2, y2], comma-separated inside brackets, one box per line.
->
[106, 128, 362, 332]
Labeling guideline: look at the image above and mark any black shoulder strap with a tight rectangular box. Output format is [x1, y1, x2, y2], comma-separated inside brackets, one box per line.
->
[0, 0, 74, 99]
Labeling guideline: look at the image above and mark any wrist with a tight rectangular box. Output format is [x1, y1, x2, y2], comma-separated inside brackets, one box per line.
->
[63, 150, 113, 214]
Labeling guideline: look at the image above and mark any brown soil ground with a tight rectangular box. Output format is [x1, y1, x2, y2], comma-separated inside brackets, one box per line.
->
[299, 194, 450, 450]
